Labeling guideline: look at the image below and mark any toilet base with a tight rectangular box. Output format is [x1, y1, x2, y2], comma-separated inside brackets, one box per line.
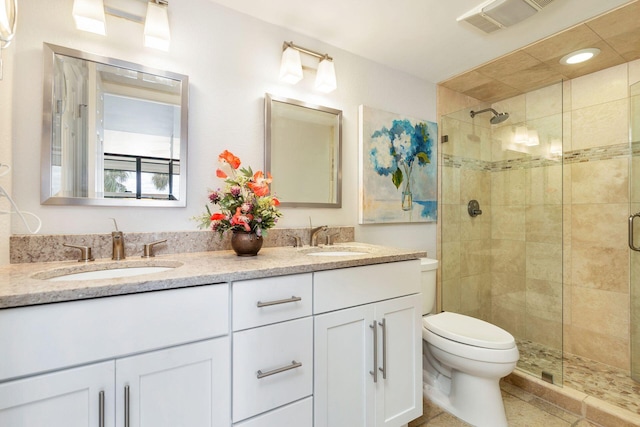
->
[423, 368, 508, 427]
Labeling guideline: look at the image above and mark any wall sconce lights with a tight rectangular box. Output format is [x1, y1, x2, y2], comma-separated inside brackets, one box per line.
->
[72, 0, 107, 35]
[72, 0, 171, 51]
[144, 0, 170, 51]
[279, 41, 337, 93]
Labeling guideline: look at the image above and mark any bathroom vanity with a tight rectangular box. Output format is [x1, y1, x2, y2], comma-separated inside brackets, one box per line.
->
[0, 243, 424, 427]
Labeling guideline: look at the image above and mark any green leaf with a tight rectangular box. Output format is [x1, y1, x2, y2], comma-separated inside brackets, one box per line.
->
[416, 152, 430, 165]
[392, 168, 403, 189]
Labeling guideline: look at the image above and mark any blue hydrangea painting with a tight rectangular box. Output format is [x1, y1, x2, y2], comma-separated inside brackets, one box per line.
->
[359, 105, 437, 224]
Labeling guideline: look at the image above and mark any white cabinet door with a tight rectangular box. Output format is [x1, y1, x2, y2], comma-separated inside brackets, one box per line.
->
[375, 294, 422, 427]
[314, 294, 422, 427]
[0, 362, 115, 427]
[314, 304, 376, 427]
[115, 338, 230, 427]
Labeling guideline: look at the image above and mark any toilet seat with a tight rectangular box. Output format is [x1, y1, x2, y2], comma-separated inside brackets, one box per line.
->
[423, 312, 515, 350]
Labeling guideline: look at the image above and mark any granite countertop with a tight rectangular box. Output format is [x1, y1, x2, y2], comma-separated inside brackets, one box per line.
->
[0, 243, 426, 309]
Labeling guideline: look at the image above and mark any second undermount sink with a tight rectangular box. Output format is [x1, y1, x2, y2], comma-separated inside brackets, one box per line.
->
[306, 251, 368, 257]
[33, 261, 183, 282]
[301, 245, 370, 257]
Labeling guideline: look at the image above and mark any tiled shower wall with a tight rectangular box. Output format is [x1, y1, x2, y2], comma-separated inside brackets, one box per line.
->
[438, 58, 640, 375]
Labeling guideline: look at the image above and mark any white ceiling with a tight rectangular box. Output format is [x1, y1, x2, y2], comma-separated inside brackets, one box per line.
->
[207, 0, 632, 83]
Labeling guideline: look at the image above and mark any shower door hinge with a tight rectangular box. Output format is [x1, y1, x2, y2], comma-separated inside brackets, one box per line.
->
[541, 371, 554, 384]
[441, 135, 449, 143]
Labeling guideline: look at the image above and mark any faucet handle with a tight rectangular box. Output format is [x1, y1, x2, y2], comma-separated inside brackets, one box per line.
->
[63, 243, 95, 262]
[142, 239, 167, 258]
[326, 232, 340, 246]
[288, 234, 302, 248]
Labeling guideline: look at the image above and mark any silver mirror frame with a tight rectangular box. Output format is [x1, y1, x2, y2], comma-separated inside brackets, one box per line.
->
[265, 93, 342, 208]
[41, 43, 189, 207]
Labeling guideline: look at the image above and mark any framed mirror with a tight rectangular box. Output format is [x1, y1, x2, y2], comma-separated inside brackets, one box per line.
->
[265, 94, 342, 208]
[41, 43, 188, 206]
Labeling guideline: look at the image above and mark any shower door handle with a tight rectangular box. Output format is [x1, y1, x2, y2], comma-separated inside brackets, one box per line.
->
[630, 212, 640, 251]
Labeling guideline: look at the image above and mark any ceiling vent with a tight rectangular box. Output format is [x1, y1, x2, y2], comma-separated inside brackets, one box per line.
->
[457, 0, 555, 33]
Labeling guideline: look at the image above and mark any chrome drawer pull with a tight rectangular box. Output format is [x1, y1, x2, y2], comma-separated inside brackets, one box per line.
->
[369, 322, 378, 383]
[378, 318, 387, 380]
[256, 296, 302, 307]
[257, 360, 302, 379]
[98, 390, 105, 427]
[124, 385, 130, 427]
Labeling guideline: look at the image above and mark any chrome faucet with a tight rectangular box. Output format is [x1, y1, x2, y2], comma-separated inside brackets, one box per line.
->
[310, 225, 328, 247]
[110, 218, 125, 260]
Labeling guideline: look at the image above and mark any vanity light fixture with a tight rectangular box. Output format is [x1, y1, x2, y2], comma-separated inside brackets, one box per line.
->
[72, 0, 107, 35]
[279, 41, 337, 93]
[72, 0, 171, 51]
[559, 48, 600, 65]
[144, 0, 171, 51]
[525, 129, 539, 146]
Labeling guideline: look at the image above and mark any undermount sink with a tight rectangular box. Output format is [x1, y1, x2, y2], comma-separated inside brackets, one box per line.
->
[301, 245, 370, 257]
[306, 251, 368, 257]
[33, 261, 183, 282]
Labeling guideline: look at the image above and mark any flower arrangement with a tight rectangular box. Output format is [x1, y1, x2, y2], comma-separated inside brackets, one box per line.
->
[194, 150, 282, 237]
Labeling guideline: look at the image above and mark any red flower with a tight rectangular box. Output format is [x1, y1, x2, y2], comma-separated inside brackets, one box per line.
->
[247, 171, 271, 197]
[272, 197, 280, 206]
[210, 213, 226, 221]
[218, 150, 241, 169]
[230, 207, 253, 232]
[216, 169, 227, 178]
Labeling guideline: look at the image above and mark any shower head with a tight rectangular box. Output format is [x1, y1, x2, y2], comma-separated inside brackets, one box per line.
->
[470, 108, 510, 125]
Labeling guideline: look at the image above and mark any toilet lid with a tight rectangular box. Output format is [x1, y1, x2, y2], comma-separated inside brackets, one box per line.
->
[423, 312, 515, 350]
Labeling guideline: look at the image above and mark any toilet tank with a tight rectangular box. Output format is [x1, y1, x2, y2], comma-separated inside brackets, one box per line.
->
[420, 258, 439, 315]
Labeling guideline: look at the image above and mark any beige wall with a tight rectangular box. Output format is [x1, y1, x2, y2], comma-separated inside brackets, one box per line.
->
[438, 58, 640, 373]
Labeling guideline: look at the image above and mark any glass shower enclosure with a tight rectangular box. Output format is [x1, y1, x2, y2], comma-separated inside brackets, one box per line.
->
[440, 82, 564, 383]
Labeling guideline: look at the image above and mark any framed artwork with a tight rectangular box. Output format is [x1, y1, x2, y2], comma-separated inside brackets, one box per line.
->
[359, 105, 438, 224]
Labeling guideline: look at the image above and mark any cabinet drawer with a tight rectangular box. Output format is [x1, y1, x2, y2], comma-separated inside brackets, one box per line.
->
[233, 317, 313, 422]
[313, 260, 420, 314]
[234, 397, 312, 427]
[0, 284, 229, 381]
[232, 274, 312, 331]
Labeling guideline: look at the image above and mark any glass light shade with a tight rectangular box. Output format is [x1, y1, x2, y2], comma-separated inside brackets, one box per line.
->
[279, 46, 303, 84]
[72, 0, 106, 35]
[525, 129, 540, 146]
[144, 1, 171, 51]
[315, 58, 337, 93]
[514, 125, 528, 144]
[560, 48, 600, 65]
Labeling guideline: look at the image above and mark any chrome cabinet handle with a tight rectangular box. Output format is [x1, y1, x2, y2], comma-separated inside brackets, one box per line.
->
[630, 212, 640, 251]
[257, 360, 302, 379]
[378, 318, 387, 380]
[98, 390, 105, 427]
[256, 296, 302, 307]
[124, 385, 130, 427]
[369, 322, 378, 383]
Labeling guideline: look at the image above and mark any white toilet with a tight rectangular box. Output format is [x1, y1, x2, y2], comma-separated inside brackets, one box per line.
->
[420, 258, 519, 427]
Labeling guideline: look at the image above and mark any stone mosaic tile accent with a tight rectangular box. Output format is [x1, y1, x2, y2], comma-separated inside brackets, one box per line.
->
[443, 142, 633, 172]
[9, 226, 355, 264]
[563, 143, 631, 165]
[517, 339, 640, 416]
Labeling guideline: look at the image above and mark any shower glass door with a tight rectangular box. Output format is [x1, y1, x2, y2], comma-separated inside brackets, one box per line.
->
[440, 82, 564, 384]
[631, 80, 640, 382]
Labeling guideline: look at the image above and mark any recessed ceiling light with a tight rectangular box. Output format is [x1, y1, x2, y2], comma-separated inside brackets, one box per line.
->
[559, 48, 601, 65]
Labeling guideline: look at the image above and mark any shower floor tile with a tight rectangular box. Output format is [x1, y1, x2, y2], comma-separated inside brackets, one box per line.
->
[517, 339, 640, 416]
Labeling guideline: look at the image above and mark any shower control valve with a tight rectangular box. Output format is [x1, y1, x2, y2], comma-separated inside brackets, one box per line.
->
[468, 200, 482, 217]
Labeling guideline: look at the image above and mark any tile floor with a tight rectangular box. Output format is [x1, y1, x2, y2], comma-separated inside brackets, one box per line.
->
[408, 381, 600, 427]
